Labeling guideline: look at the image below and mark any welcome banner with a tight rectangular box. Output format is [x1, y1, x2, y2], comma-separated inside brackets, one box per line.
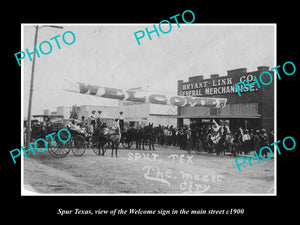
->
[63, 79, 227, 108]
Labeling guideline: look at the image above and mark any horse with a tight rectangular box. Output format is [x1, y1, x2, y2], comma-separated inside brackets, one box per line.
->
[142, 123, 155, 150]
[130, 126, 144, 150]
[103, 126, 121, 157]
[95, 124, 121, 157]
[89, 124, 108, 156]
[153, 125, 163, 144]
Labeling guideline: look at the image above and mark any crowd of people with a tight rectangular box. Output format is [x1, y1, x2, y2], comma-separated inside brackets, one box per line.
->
[67, 110, 275, 156]
[153, 124, 274, 156]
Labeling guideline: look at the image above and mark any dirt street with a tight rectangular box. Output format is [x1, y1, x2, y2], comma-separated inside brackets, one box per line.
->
[23, 145, 275, 194]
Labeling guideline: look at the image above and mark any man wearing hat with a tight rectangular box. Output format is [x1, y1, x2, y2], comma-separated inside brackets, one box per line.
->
[44, 116, 52, 135]
[96, 110, 103, 128]
[260, 128, 269, 158]
[185, 127, 192, 154]
[253, 130, 261, 155]
[242, 129, 251, 154]
[89, 110, 96, 133]
[118, 111, 125, 132]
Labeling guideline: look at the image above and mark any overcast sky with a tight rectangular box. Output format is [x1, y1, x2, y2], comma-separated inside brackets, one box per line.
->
[22, 24, 275, 116]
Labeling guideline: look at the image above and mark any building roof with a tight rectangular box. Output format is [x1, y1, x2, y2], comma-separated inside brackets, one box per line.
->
[32, 114, 64, 118]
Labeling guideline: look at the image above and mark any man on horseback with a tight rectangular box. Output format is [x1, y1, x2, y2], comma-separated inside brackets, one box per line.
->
[118, 111, 125, 133]
[96, 110, 103, 128]
[209, 120, 222, 154]
[98, 119, 121, 157]
[89, 110, 96, 133]
[209, 120, 232, 156]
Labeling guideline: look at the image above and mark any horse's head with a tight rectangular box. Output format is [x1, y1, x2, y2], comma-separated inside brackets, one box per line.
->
[143, 125, 151, 135]
[101, 127, 110, 135]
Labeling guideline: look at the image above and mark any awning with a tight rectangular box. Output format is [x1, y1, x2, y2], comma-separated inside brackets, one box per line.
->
[177, 114, 261, 119]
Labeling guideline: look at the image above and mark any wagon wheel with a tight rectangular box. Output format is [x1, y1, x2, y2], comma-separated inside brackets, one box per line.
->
[90, 135, 101, 156]
[71, 135, 86, 156]
[121, 137, 134, 149]
[94, 136, 109, 156]
[98, 142, 108, 155]
[47, 138, 71, 158]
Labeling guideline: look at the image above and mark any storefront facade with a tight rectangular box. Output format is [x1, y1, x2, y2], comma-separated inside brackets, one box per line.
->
[177, 66, 274, 131]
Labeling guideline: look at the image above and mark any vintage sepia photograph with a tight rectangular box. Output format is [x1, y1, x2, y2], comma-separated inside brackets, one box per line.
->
[21, 24, 276, 195]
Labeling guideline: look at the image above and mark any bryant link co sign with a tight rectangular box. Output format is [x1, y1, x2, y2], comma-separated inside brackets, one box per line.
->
[179, 73, 259, 97]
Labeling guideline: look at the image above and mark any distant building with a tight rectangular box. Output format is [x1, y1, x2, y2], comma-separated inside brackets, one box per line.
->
[79, 105, 120, 119]
[121, 102, 177, 127]
[49, 102, 177, 127]
[57, 106, 72, 119]
[43, 109, 49, 115]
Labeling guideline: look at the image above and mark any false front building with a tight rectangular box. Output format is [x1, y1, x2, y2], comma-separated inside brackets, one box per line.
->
[177, 66, 274, 131]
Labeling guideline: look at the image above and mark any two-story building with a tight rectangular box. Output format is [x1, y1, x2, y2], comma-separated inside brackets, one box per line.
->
[177, 66, 274, 131]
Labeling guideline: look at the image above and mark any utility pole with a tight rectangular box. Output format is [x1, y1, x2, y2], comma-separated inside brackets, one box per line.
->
[26, 25, 63, 148]
[26, 25, 39, 148]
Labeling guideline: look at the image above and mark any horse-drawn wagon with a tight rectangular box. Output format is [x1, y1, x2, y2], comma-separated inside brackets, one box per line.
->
[28, 115, 110, 158]
[47, 118, 111, 158]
